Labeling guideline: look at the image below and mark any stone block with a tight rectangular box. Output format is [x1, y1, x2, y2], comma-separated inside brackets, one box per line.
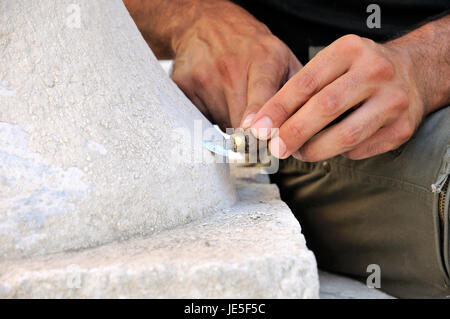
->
[0, 0, 236, 260]
[0, 167, 319, 298]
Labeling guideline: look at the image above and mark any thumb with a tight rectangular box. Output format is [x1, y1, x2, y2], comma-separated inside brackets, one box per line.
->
[240, 61, 287, 129]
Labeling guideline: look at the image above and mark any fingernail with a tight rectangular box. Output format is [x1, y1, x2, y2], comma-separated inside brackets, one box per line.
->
[292, 150, 304, 161]
[250, 116, 273, 140]
[269, 136, 286, 158]
[241, 113, 256, 129]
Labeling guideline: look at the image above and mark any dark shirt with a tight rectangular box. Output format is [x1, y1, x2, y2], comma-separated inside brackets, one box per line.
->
[232, 0, 450, 63]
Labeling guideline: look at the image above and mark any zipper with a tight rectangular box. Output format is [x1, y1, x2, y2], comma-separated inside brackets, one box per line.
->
[434, 147, 450, 283]
[434, 147, 450, 227]
[439, 176, 449, 227]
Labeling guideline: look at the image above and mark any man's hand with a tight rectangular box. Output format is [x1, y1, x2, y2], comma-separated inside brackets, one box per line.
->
[250, 16, 450, 161]
[124, 0, 300, 129]
[170, 1, 301, 129]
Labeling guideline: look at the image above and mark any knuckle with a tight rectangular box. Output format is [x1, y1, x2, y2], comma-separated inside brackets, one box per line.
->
[253, 38, 288, 64]
[343, 150, 361, 160]
[336, 34, 365, 53]
[191, 68, 210, 88]
[270, 41, 289, 60]
[346, 141, 389, 160]
[171, 72, 191, 94]
[251, 43, 271, 60]
[294, 72, 318, 97]
[368, 56, 395, 80]
[271, 38, 286, 52]
[261, 36, 286, 54]
[379, 141, 396, 154]
[171, 70, 186, 85]
[285, 121, 304, 144]
[268, 99, 290, 122]
[317, 91, 340, 114]
[298, 145, 318, 162]
[394, 122, 414, 143]
[390, 88, 409, 110]
[339, 125, 362, 147]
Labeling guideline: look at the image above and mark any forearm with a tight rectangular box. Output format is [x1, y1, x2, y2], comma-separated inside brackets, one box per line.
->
[123, 0, 199, 58]
[123, 0, 242, 59]
[387, 14, 450, 114]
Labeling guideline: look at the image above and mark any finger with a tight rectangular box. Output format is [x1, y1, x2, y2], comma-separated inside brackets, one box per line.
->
[191, 92, 213, 121]
[271, 70, 375, 158]
[172, 73, 211, 118]
[172, 68, 230, 128]
[191, 71, 231, 128]
[240, 60, 287, 128]
[242, 53, 302, 129]
[224, 83, 247, 129]
[250, 42, 355, 139]
[287, 54, 302, 79]
[214, 56, 249, 129]
[293, 93, 400, 161]
[342, 117, 415, 160]
[197, 90, 231, 130]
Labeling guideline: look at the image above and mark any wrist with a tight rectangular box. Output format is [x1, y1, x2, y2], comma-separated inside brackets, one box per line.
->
[384, 38, 432, 115]
[167, 0, 205, 56]
[384, 17, 450, 114]
[171, 0, 270, 56]
[124, 0, 223, 58]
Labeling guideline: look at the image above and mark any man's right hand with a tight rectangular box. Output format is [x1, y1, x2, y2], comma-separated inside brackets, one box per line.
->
[124, 0, 301, 130]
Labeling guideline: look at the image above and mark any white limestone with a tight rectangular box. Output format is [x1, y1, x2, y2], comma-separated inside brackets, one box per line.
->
[0, 167, 319, 298]
[0, 0, 320, 298]
[0, 0, 236, 260]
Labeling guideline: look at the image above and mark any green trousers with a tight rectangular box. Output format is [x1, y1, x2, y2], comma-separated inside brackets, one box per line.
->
[272, 106, 450, 298]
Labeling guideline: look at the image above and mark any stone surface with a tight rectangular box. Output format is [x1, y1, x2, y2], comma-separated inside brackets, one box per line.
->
[0, 167, 319, 298]
[0, 0, 319, 298]
[319, 270, 394, 299]
[0, 0, 236, 260]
